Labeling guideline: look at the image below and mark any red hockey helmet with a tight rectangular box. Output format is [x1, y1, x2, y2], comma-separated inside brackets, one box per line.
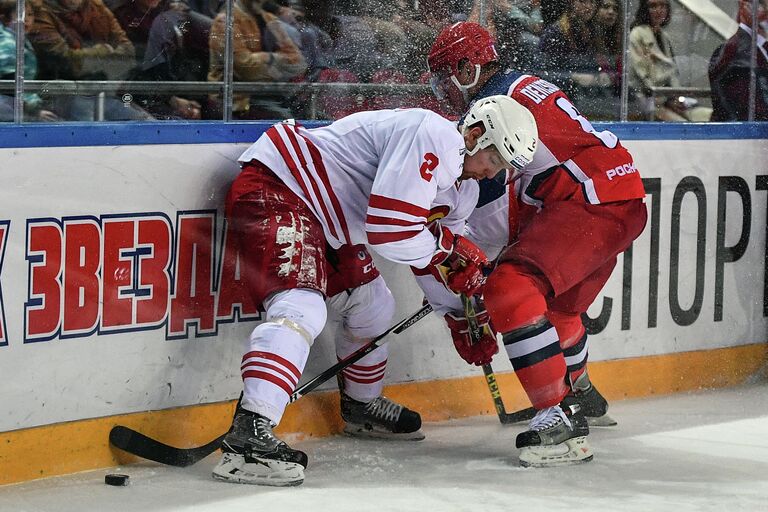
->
[427, 22, 499, 75]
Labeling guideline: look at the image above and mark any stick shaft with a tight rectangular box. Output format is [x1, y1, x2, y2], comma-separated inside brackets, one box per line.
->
[288, 302, 432, 402]
[461, 294, 511, 422]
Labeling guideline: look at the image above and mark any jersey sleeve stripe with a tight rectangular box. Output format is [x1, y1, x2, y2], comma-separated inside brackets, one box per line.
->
[295, 128, 352, 244]
[508, 74, 532, 94]
[367, 206, 427, 224]
[410, 265, 432, 276]
[276, 126, 343, 241]
[365, 214, 425, 227]
[562, 159, 600, 204]
[366, 229, 421, 245]
[369, 194, 430, 219]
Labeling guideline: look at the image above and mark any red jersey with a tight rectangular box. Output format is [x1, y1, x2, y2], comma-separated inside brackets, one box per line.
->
[471, 71, 646, 208]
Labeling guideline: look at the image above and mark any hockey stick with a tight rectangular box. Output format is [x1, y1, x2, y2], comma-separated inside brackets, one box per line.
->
[461, 294, 530, 425]
[109, 302, 434, 467]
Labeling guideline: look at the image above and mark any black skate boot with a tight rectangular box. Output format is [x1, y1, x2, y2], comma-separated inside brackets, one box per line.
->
[212, 407, 308, 486]
[516, 402, 593, 467]
[570, 372, 617, 427]
[340, 393, 425, 440]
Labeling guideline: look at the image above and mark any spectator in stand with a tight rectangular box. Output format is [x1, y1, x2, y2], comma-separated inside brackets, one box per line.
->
[709, 0, 768, 121]
[112, 0, 168, 61]
[0, 0, 60, 121]
[262, 0, 340, 118]
[298, 0, 341, 74]
[186, 0, 221, 18]
[468, 0, 540, 69]
[592, 0, 622, 93]
[358, 0, 412, 71]
[298, 0, 369, 119]
[539, 0, 598, 73]
[389, 0, 441, 80]
[28, 0, 153, 120]
[299, 3, 381, 76]
[538, 0, 614, 109]
[541, 0, 569, 25]
[419, 0, 469, 28]
[628, 0, 711, 121]
[509, 0, 544, 51]
[329, 1, 406, 81]
[208, 0, 306, 119]
[262, 1, 301, 46]
[262, 0, 333, 79]
[120, 0, 212, 119]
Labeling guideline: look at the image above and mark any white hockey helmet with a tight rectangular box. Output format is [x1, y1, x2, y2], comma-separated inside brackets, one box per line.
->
[462, 95, 538, 170]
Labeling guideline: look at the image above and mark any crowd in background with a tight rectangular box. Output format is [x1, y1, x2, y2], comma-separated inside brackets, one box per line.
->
[0, 0, 765, 122]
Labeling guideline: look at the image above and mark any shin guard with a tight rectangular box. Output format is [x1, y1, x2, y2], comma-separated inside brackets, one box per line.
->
[485, 263, 569, 410]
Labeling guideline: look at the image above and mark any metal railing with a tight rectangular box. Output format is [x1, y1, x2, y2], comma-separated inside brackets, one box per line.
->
[0, 80, 432, 121]
[1, 80, 718, 122]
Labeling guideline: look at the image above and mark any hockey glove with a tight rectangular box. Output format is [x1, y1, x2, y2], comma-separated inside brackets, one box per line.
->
[444, 304, 498, 366]
[428, 224, 488, 296]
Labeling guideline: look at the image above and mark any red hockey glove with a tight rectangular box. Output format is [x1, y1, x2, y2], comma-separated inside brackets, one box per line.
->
[428, 225, 488, 296]
[444, 305, 498, 366]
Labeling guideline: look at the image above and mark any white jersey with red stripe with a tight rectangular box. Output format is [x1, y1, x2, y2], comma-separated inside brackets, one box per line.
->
[238, 110, 466, 268]
[468, 71, 646, 209]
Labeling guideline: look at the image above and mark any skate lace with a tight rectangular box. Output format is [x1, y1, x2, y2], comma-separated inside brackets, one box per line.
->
[529, 405, 572, 431]
[365, 397, 403, 423]
[253, 415, 281, 445]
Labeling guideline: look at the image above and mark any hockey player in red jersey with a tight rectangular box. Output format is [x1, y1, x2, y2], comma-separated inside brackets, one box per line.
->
[427, 22, 648, 467]
[215, 100, 537, 486]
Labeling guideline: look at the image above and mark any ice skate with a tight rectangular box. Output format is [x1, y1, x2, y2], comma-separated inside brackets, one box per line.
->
[571, 373, 617, 427]
[340, 393, 425, 440]
[516, 403, 593, 467]
[212, 408, 307, 486]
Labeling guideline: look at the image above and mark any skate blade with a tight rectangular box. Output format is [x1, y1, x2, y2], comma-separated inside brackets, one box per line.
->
[212, 452, 304, 487]
[343, 423, 426, 441]
[519, 436, 594, 468]
[588, 413, 617, 427]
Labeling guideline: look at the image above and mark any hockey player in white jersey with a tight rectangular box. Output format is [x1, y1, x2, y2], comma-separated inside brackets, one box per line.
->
[214, 100, 532, 487]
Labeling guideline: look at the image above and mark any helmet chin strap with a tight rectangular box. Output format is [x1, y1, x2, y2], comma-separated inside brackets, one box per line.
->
[450, 64, 482, 105]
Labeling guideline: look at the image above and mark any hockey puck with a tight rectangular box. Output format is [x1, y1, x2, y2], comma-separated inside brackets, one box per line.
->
[104, 474, 129, 486]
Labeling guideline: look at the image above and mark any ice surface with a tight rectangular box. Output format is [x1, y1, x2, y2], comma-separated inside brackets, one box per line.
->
[2, 384, 767, 512]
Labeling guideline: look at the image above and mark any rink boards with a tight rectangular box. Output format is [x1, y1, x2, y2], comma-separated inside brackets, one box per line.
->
[0, 122, 766, 484]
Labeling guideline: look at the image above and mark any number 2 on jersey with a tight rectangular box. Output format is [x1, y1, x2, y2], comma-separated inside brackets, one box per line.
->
[419, 152, 439, 182]
[556, 97, 618, 149]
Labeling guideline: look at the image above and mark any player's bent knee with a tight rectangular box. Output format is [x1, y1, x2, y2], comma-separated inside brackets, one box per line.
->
[342, 275, 396, 338]
[263, 288, 328, 345]
[484, 263, 548, 333]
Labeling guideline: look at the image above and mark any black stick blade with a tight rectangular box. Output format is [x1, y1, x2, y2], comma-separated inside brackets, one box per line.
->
[109, 425, 224, 467]
[501, 406, 536, 424]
